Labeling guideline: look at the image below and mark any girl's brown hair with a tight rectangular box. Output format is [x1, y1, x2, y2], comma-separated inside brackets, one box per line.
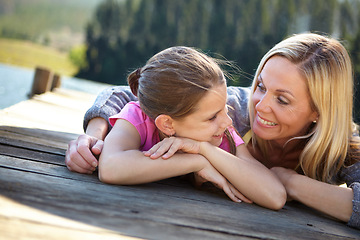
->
[128, 46, 236, 154]
[128, 46, 225, 119]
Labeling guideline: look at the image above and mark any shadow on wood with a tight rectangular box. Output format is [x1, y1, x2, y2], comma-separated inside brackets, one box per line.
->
[0, 126, 359, 239]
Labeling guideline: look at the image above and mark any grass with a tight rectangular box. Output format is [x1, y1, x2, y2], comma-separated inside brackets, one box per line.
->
[0, 38, 78, 76]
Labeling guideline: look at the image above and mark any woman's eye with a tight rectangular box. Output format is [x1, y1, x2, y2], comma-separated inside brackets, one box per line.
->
[277, 96, 289, 105]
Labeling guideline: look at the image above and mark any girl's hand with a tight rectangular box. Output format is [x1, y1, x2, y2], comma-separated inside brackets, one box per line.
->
[144, 137, 201, 159]
[195, 162, 252, 203]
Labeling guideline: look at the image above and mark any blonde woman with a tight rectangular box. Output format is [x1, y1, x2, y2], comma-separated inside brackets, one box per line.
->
[65, 33, 360, 229]
[247, 33, 360, 228]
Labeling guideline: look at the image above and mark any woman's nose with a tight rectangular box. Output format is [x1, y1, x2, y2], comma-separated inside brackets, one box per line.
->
[255, 93, 272, 113]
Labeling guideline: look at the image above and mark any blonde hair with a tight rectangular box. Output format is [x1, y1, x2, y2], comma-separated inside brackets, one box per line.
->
[249, 33, 359, 182]
[128, 46, 236, 154]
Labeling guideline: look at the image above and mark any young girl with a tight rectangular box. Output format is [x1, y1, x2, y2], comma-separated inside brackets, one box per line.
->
[98, 46, 286, 210]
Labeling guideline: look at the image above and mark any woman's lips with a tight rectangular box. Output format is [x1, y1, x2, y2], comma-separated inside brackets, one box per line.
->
[257, 115, 277, 126]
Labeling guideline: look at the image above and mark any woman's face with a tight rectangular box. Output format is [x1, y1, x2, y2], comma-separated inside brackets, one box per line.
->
[252, 56, 318, 146]
[172, 83, 232, 147]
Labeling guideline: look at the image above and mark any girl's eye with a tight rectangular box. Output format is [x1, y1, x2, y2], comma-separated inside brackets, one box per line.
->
[257, 82, 266, 92]
[209, 115, 217, 121]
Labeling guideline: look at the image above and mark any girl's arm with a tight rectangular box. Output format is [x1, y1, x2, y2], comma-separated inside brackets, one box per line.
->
[198, 142, 287, 210]
[99, 119, 210, 185]
[146, 137, 287, 210]
[99, 120, 249, 203]
[271, 167, 354, 223]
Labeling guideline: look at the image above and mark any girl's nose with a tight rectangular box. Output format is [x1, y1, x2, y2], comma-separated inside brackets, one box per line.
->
[220, 112, 232, 129]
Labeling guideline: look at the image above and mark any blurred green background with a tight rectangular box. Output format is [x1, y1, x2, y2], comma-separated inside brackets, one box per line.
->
[1, 0, 360, 121]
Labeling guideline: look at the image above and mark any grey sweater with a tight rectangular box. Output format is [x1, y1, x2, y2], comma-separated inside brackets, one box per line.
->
[83, 86, 360, 229]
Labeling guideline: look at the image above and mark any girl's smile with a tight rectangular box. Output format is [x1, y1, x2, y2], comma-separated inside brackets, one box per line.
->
[172, 83, 232, 147]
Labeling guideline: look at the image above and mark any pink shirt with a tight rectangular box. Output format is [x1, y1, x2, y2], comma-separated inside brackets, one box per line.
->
[109, 101, 244, 152]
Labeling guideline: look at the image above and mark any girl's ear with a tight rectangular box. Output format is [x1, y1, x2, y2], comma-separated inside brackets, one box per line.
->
[155, 115, 176, 136]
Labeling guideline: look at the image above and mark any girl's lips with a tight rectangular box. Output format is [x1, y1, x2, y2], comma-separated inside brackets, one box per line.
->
[213, 133, 224, 139]
[257, 115, 277, 126]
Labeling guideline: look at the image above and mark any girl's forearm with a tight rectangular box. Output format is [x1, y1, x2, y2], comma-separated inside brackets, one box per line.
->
[99, 151, 206, 185]
[286, 174, 353, 222]
[199, 142, 286, 210]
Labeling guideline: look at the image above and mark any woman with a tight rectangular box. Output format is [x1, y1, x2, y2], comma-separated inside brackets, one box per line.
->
[65, 33, 360, 228]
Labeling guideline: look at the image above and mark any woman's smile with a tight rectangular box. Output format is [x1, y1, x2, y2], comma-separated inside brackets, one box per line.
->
[257, 114, 277, 127]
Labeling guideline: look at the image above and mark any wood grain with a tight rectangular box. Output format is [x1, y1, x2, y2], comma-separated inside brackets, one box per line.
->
[0, 88, 359, 239]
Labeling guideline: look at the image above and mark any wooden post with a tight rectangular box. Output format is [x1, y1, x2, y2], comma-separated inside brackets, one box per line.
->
[30, 67, 53, 97]
[51, 74, 62, 91]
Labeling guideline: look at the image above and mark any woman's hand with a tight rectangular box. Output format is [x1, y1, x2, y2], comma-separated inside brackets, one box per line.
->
[65, 117, 108, 174]
[65, 134, 103, 174]
[195, 162, 253, 203]
[144, 137, 201, 159]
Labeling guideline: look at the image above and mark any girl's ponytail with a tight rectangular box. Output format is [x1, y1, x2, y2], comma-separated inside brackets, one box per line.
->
[128, 68, 141, 96]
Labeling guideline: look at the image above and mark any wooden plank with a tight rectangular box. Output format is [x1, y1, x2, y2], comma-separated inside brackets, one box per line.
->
[0, 88, 95, 134]
[50, 88, 98, 102]
[0, 196, 140, 240]
[1, 88, 359, 239]
[32, 88, 96, 111]
[0, 154, 229, 200]
[0, 90, 93, 134]
[0, 100, 85, 134]
[1, 156, 359, 239]
[0, 137, 65, 156]
[0, 126, 79, 145]
[0, 167, 252, 239]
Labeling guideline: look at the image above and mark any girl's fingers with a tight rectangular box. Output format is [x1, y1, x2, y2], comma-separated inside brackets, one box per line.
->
[161, 140, 183, 159]
[144, 143, 161, 157]
[229, 184, 252, 203]
[144, 139, 170, 158]
[223, 185, 242, 203]
[144, 137, 180, 159]
[151, 139, 176, 159]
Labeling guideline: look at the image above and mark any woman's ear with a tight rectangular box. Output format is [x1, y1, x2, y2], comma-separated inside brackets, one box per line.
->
[311, 111, 319, 123]
[155, 115, 175, 136]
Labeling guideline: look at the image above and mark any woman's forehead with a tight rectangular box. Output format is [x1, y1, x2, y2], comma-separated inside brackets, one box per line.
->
[260, 56, 308, 97]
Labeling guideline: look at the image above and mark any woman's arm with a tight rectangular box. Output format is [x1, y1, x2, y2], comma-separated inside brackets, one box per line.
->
[83, 86, 137, 132]
[98, 119, 208, 185]
[271, 167, 354, 223]
[66, 86, 137, 173]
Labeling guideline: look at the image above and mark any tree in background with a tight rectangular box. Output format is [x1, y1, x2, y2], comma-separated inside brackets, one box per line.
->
[76, 0, 360, 122]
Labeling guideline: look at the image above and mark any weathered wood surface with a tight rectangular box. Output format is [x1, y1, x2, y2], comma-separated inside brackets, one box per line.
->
[0, 89, 359, 239]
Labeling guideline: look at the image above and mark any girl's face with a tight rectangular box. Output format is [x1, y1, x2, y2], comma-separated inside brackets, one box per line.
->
[252, 56, 318, 146]
[172, 83, 232, 147]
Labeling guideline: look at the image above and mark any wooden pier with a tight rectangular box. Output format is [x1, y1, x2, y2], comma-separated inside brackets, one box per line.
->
[0, 87, 359, 239]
